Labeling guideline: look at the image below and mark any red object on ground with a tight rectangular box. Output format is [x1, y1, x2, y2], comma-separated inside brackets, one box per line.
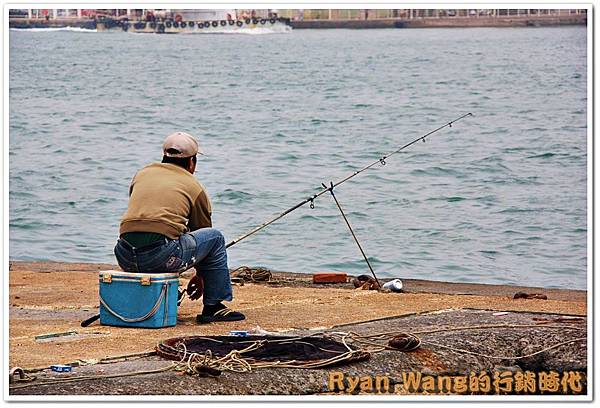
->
[313, 273, 347, 284]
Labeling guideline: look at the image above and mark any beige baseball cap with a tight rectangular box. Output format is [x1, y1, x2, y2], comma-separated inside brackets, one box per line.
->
[162, 132, 203, 158]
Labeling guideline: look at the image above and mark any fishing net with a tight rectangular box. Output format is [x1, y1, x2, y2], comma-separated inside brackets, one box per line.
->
[156, 335, 370, 375]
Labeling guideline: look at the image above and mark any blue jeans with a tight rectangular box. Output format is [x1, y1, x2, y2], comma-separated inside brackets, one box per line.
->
[114, 228, 233, 305]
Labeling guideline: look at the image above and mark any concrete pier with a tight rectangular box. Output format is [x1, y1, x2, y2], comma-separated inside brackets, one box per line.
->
[7, 261, 587, 396]
[9, 18, 96, 29]
[290, 14, 587, 29]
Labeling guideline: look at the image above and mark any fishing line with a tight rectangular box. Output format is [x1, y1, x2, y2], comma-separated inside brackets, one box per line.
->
[223, 112, 472, 286]
[225, 112, 473, 248]
[225, 113, 473, 249]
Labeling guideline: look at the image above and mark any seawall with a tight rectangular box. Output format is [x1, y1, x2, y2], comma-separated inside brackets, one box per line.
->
[290, 15, 587, 29]
[9, 14, 587, 30]
[9, 18, 97, 29]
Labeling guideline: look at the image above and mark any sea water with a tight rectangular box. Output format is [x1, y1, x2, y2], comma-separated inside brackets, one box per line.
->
[9, 27, 588, 289]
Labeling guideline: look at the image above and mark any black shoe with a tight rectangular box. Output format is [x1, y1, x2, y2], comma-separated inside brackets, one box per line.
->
[196, 303, 246, 324]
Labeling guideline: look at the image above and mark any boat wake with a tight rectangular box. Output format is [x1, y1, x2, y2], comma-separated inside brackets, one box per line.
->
[10, 27, 97, 33]
[11, 26, 290, 35]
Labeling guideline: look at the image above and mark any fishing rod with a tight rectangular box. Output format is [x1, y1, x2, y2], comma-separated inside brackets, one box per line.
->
[81, 113, 472, 327]
[225, 112, 473, 250]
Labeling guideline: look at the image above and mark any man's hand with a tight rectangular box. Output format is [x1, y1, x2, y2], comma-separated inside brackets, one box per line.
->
[186, 275, 204, 301]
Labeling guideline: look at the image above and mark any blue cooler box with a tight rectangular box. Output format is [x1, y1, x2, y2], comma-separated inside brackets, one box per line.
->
[99, 270, 179, 328]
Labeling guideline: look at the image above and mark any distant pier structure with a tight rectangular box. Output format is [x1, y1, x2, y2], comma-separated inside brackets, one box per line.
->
[9, 8, 587, 29]
[283, 8, 587, 28]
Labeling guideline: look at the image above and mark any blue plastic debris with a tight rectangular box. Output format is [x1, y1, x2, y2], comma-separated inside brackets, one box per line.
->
[50, 365, 72, 373]
[229, 331, 249, 337]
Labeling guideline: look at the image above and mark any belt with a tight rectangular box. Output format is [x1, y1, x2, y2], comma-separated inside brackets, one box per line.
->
[118, 237, 168, 252]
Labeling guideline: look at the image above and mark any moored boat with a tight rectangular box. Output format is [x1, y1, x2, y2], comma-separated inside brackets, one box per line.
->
[96, 16, 292, 33]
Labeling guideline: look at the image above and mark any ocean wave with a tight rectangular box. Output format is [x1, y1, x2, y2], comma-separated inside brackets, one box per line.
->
[298, 214, 338, 222]
[526, 152, 570, 159]
[10, 219, 65, 229]
[322, 256, 389, 270]
[426, 196, 466, 202]
[214, 189, 255, 203]
[496, 207, 537, 214]
[410, 166, 464, 177]
[526, 236, 542, 241]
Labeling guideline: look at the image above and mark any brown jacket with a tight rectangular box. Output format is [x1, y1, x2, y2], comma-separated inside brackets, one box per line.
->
[119, 163, 212, 239]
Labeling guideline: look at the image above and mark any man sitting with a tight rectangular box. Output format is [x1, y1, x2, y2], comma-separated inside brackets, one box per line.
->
[114, 132, 245, 323]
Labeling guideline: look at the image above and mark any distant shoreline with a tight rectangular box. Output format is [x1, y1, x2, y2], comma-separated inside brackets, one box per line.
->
[9, 14, 586, 30]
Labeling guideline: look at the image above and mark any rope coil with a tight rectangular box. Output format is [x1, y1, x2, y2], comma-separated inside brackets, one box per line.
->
[230, 266, 272, 282]
[157, 334, 370, 375]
